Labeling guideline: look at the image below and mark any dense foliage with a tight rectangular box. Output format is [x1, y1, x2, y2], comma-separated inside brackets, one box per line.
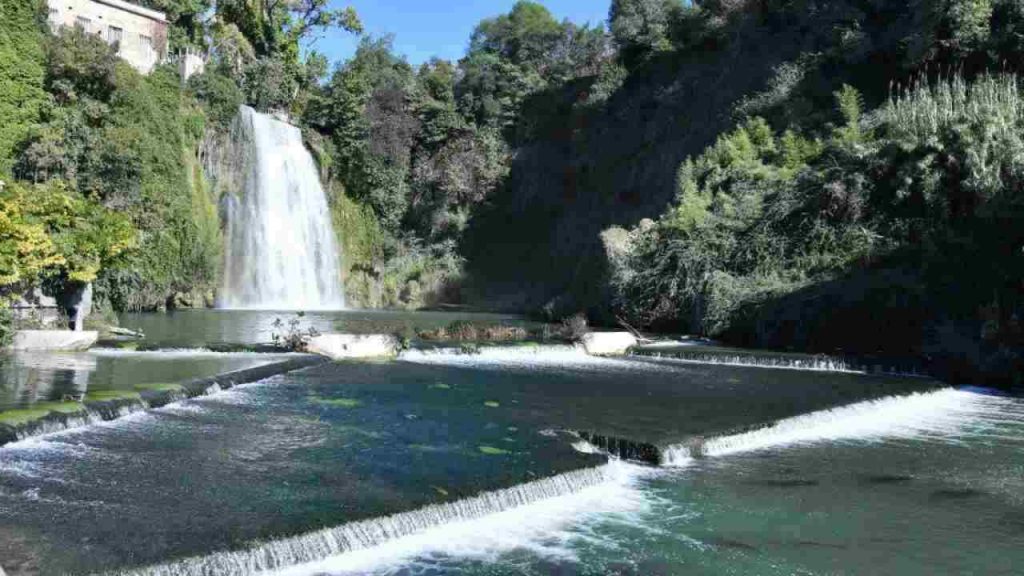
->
[0, 0, 47, 175]
[604, 73, 1024, 379]
[1, 0, 1022, 380]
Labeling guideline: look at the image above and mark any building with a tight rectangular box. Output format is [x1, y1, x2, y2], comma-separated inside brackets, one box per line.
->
[46, 0, 169, 74]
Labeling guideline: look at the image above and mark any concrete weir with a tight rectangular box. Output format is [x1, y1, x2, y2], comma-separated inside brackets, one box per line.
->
[6, 330, 98, 351]
[306, 334, 400, 360]
[580, 332, 638, 356]
[0, 355, 327, 446]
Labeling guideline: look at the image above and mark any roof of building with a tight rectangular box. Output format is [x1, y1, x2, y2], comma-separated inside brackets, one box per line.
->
[89, 0, 168, 23]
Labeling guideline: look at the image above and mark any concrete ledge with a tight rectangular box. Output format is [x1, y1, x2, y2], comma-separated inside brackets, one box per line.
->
[306, 334, 399, 360]
[0, 356, 328, 447]
[7, 330, 98, 351]
[580, 332, 638, 356]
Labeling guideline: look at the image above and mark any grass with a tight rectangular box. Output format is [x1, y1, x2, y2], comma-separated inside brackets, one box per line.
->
[133, 383, 185, 392]
[84, 390, 142, 402]
[0, 401, 86, 427]
[309, 397, 363, 408]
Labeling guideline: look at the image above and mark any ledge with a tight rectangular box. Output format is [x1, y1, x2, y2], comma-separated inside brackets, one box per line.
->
[6, 330, 98, 351]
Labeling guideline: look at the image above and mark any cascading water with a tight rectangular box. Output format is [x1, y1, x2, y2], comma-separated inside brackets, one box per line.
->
[110, 465, 624, 576]
[659, 388, 994, 466]
[632, 348, 928, 376]
[218, 106, 344, 310]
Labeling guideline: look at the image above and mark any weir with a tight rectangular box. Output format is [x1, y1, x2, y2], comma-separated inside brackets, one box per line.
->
[632, 346, 927, 377]
[108, 386, 1001, 576]
[660, 387, 991, 465]
[1, 341, 999, 575]
[110, 465, 617, 576]
[217, 106, 344, 310]
[0, 355, 326, 446]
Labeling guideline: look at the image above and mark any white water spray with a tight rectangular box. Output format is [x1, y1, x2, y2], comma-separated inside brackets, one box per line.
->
[218, 106, 344, 310]
[107, 464, 642, 576]
[634, 349, 925, 377]
[661, 388, 1000, 466]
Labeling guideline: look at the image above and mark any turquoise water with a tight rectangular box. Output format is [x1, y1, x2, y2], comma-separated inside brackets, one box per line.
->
[281, 387, 1024, 576]
[0, 312, 1021, 575]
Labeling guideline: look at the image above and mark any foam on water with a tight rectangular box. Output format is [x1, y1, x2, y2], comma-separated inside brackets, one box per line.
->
[661, 388, 1004, 465]
[89, 348, 301, 359]
[271, 461, 651, 576]
[107, 463, 649, 576]
[399, 345, 682, 375]
[635, 349, 926, 377]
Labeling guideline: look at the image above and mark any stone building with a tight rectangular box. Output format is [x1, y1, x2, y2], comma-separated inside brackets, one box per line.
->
[46, 0, 169, 74]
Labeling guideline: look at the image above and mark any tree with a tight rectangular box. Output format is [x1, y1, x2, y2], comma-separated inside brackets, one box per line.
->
[216, 0, 362, 58]
[44, 26, 120, 104]
[0, 180, 134, 289]
[609, 0, 679, 67]
[312, 37, 418, 231]
[458, 2, 611, 130]
[469, 1, 563, 68]
[140, 0, 213, 50]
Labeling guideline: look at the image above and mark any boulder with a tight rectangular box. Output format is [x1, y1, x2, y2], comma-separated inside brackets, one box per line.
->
[7, 330, 98, 351]
[580, 332, 638, 356]
[306, 334, 399, 360]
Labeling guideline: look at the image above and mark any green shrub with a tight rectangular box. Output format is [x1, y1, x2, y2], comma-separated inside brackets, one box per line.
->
[188, 70, 244, 127]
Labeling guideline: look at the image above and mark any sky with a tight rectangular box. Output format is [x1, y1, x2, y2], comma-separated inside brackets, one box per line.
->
[309, 1, 612, 67]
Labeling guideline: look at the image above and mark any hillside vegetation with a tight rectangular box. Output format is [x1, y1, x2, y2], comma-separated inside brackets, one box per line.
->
[0, 0, 1021, 382]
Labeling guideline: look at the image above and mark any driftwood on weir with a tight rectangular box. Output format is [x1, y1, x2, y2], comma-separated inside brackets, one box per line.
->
[615, 316, 655, 344]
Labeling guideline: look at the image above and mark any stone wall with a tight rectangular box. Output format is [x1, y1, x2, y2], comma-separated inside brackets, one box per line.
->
[46, 0, 168, 74]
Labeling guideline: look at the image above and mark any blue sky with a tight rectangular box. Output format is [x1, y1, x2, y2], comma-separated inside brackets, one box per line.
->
[309, 1, 612, 67]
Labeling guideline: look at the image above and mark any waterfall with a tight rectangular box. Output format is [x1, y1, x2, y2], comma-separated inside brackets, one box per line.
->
[218, 106, 344, 310]
[108, 465, 618, 576]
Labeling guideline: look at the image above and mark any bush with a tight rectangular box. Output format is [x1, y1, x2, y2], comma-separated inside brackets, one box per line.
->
[560, 313, 589, 341]
[188, 70, 244, 127]
[418, 321, 528, 342]
[271, 313, 321, 351]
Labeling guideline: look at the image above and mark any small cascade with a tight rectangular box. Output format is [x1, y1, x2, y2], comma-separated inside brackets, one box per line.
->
[573, 431, 662, 465]
[400, 344, 583, 363]
[399, 344, 678, 374]
[111, 465, 616, 576]
[9, 399, 150, 441]
[660, 388, 992, 466]
[633, 348, 926, 377]
[216, 106, 344, 310]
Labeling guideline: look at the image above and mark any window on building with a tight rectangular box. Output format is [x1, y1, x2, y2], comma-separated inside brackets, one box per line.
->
[74, 16, 91, 30]
[108, 26, 123, 47]
[140, 34, 153, 58]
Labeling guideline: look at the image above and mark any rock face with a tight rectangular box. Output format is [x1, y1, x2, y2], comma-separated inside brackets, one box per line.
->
[580, 332, 638, 356]
[8, 330, 98, 351]
[306, 334, 400, 360]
